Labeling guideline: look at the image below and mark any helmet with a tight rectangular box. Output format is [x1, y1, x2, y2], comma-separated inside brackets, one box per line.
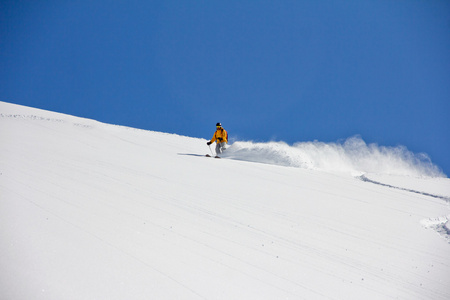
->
[216, 122, 222, 127]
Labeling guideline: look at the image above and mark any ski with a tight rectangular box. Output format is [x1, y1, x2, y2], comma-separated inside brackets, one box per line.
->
[205, 154, 221, 158]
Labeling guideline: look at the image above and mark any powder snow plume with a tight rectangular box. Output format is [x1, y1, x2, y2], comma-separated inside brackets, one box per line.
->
[223, 136, 445, 178]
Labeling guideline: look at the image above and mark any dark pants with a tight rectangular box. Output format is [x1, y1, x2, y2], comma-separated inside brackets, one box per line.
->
[216, 142, 226, 155]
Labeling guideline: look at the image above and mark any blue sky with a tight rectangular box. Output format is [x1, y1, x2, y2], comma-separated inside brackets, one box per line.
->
[1, 1, 449, 175]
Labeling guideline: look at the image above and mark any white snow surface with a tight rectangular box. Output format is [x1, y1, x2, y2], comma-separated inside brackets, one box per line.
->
[1, 101, 449, 300]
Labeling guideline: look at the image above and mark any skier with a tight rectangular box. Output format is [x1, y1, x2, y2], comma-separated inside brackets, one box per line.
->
[207, 122, 228, 157]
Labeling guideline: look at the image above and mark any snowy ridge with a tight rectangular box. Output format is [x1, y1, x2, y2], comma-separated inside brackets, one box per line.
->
[1, 101, 450, 300]
[1, 105, 445, 179]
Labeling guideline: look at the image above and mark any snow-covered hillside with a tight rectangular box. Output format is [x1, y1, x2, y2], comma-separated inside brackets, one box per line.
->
[1, 101, 449, 300]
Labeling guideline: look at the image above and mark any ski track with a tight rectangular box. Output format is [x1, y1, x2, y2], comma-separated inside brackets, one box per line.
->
[358, 174, 450, 243]
[359, 175, 450, 202]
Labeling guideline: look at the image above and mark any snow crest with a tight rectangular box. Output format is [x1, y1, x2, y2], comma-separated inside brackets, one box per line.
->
[223, 136, 444, 178]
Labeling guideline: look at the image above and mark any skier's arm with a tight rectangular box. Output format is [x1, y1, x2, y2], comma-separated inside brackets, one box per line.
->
[210, 132, 217, 143]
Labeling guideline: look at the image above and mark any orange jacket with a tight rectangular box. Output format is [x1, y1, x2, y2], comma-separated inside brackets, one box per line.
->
[210, 128, 228, 144]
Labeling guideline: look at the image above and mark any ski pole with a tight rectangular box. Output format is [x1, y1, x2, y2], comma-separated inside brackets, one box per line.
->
[208, 144, 214, 156]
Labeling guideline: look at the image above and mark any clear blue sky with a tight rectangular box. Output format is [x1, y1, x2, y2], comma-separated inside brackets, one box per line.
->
[1, 1, 449, 175]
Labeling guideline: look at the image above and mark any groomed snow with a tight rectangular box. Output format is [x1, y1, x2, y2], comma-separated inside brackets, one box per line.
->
[1, 101, 449, 300]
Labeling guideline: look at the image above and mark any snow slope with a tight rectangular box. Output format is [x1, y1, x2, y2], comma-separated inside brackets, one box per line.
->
[1, 101, 449, 300]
